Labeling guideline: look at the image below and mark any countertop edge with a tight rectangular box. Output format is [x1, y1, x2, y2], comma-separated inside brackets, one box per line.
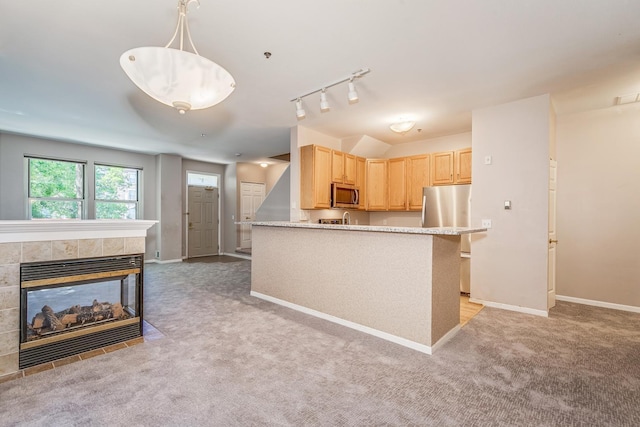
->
[244, 221, 487, 235]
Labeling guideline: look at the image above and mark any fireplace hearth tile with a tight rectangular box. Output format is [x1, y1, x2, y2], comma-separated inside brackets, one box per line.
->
[21, 241, 52, 263]
[0, 264, 19, 287]
[126, 337, 145, 346]
[103, 342, 128, 353]
[52, 240, 79, 260]
[0, 370, 23, 384]
[0, 352, 18, 375]
[79, 348, 106, 360]
[23, 362, 54, 377]
[103, 238, 125, 256]
[0, 243, 21, 264]
[53, 355, 82, 368]
[78, 239, 103, 258]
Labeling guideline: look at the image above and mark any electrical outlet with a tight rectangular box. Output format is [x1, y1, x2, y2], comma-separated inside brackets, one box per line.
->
[382, 219, 388, 225]
[481, 219, 492, 228]
[484, 155, 492, 165]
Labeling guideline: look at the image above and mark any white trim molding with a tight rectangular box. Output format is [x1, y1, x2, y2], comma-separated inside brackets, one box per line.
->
[0, 220, 158, 243]
[469, 298, 549, 317]
[251, 291, 448, 355]
[557, 295, 640, 314]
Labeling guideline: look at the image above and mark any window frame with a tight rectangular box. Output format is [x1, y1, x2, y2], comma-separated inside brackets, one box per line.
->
[25, 156, 88, 219]
[93, 163, 143, 220]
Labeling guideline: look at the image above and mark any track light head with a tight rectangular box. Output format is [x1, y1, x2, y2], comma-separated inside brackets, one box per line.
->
[295, 98, 306, 120]
[320, 89, 330, 112]
[348, 80, 359, 104]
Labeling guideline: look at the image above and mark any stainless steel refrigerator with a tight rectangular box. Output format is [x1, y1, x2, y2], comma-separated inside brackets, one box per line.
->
[421, 184, 471, 293]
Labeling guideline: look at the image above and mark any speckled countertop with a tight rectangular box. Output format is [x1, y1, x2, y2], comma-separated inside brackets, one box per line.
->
[248, 221, 486, 235]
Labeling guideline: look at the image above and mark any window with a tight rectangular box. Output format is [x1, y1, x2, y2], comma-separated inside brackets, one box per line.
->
[187, 172, 218, 187]
[95, 164, 141, 219]
[27, 157, 86, 219]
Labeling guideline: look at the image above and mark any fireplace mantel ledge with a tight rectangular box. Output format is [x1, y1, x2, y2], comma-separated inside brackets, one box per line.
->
[0, 220, 158, 243]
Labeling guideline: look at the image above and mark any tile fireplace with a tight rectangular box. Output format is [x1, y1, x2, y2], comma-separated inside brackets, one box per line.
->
[0, 220, 157, 380]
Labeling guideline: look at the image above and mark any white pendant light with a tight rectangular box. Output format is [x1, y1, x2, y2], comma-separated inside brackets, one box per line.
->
[389, 120, 416, 134]
[120, 0, 235, 114]
[320, 89, 330, 112]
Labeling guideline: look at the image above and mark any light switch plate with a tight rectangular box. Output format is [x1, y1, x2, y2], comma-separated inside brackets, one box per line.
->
[481, 219, 492, 228]
[484, 155, 492, 165]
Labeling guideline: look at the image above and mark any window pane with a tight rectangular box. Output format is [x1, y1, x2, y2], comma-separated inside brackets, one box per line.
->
[96, 202, 137, 219]
[187, 173, 218, 187]
[29, 159, 84, 199]
[30, 200, 82, 219]
[95, 165, 139, 201]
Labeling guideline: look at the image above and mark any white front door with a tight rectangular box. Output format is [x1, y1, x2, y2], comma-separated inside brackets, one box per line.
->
[240, 182, 266, 249]
[548, 160, 557, 309]
[188, 186, 219, 257]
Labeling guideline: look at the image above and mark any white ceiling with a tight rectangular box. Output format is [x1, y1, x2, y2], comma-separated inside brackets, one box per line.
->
[2, 0, 640, 164]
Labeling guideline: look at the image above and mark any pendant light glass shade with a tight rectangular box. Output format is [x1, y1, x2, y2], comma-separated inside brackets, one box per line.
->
[120, 47, 235, 114]
[120, 0, 235, 114]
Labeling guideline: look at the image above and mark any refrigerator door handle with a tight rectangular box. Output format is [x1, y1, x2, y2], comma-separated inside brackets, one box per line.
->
[421, 195, 426, 227]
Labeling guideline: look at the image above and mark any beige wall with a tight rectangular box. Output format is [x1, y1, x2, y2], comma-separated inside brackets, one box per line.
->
[556, 103, 640, 307]
[471, 94, 552, 313]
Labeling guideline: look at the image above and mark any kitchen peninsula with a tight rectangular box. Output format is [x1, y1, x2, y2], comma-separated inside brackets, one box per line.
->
[250, 221, 486, 354]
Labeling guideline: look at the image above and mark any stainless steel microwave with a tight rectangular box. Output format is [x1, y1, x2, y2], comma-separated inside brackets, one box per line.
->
[331, 183, 359, 208]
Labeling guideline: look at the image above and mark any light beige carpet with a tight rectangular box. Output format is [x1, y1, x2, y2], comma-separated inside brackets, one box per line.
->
[1, 257, 639, 426]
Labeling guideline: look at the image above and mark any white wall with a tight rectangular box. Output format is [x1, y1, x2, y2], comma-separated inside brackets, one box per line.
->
[0, 133, 159, 258]
[471, 94, 552, 313]
[556, 104, 640, 307]
[383, 132, 471, 158]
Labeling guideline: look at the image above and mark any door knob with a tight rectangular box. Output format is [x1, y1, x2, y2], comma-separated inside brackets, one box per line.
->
[549, 239, 558, 244]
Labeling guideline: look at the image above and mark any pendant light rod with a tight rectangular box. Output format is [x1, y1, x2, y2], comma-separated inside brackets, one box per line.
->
[290, 68, 370, 102]
[165, 0, 201, 54]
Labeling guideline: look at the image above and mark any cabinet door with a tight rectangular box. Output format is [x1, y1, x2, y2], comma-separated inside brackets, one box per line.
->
[455, 148, 472, 184]
[344, 154, 357, 185]
[331, 150, 344, 183]
[407, 154, 430, 210]
[300, 145, 332, 209]
[388, 158, 407, 210]
[432, 151, 455, 185]
[366, 160, 388, 211]
[356, 157, 366, 210]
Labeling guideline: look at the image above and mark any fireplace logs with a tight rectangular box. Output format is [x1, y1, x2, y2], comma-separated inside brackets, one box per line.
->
[28, 300, 129, 340]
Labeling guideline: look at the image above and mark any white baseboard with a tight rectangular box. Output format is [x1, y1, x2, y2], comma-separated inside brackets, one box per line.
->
[469, 298, 549, 317]
[250, 291, 448, 355]
[556, 295, 640, 314]
[222, 252, 252, 260]
[146, 258, 183, 265]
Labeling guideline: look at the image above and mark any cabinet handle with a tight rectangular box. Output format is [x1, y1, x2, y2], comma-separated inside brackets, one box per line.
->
[549, 239, 558, 244]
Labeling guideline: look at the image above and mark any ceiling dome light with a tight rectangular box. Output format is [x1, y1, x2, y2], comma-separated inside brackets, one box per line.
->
[295, 99, 306, 120]
[260, 162, 268, 168]
[389, 120, 416, 134]
[320, 89, 330, 112]
[120, 0, 235, 114]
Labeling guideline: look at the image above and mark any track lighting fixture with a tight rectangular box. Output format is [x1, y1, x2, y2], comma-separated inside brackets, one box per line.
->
[320, 90, 330, 112]
[290, 68, 370, 119]
[295, 99, 306, 119]
[347, 79, 359, 104]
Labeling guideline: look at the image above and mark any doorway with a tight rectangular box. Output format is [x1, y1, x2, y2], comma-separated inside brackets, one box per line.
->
[187, 185, 219, 258]
[239, 182, 265, 250]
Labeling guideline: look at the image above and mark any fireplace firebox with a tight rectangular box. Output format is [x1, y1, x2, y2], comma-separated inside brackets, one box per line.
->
[19, 255, 143, 369]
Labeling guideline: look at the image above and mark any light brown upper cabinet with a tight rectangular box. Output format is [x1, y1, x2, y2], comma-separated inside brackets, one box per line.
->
[331, 150, 357, 185]
[356, 156, 367, 210]
[455, 148, 472, 184]
[406, 154, 430, 210]
[366, 159, 388, 211]
[388, 158, 407, 210]
[432, 148, 472, 185]
[300, 145, 332, 209]
[432, 151, 455, 185]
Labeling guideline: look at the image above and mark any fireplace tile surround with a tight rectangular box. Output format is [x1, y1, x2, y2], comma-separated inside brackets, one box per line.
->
[0, 220, 156, 380]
